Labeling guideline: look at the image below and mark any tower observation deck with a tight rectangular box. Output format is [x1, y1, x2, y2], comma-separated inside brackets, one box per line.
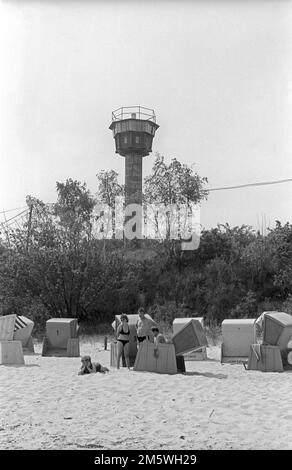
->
[109, 106, 159, 210]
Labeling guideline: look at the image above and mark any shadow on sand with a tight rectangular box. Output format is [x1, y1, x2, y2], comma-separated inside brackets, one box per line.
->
[0, 364, 40, 368]
[185, 371, 228, 379]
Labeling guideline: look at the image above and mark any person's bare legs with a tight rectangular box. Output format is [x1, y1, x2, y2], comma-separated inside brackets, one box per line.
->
[124, 342, 131, 369]
[116, 340, 123, 369]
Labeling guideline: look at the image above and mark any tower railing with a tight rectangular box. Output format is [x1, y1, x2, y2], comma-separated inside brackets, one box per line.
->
[111, 106, 156, 123]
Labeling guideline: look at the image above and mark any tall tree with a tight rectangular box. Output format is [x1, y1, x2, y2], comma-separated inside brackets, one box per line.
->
[54, 179, 95, 243]
[144, 153, 208, 240]
[96, 170, 124, 238]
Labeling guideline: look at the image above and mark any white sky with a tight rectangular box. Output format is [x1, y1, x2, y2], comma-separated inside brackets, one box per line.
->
[0, 0, 292, 230]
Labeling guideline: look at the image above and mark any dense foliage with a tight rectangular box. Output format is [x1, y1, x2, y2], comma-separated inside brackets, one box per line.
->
[1, 157, 291, 331]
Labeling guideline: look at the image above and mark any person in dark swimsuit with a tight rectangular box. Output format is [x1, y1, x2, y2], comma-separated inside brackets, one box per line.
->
[136, 307, 157, 346]
[116, 313, 131, 369]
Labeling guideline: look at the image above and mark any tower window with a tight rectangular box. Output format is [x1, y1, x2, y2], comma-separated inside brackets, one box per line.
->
[135, 136, 140, 143]
[124, 136, 128, 144]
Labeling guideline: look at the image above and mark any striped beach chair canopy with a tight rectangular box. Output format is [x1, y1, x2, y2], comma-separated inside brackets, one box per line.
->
[14, 315, 29, 332]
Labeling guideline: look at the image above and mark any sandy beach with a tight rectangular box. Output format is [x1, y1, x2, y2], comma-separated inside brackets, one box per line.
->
[0, 338, 291, 451]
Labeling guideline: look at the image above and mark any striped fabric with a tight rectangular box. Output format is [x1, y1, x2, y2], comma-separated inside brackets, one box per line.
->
[14, 316, 28, 332]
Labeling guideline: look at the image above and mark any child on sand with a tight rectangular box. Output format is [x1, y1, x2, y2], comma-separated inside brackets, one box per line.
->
[151, 326, 166, 358]
[78, 355, 109, 375]
[151, 326, 166, 346]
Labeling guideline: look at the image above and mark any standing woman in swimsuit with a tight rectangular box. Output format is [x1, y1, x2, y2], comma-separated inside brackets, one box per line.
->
[116, 313, 130, 369]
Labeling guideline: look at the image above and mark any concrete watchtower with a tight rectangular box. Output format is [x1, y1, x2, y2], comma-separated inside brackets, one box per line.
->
[109, 106, 159, 216]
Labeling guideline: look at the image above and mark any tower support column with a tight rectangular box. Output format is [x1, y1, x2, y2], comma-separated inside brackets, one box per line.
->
[125, 153, 143, 207]
[124, 153, 143, 239]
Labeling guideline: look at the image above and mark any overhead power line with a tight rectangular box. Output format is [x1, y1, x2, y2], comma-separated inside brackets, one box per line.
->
[208, 178, 292, 192]
[0, 206, 27, 215]
[1, 209, 28, 224]
[1, 177, 291, 220]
